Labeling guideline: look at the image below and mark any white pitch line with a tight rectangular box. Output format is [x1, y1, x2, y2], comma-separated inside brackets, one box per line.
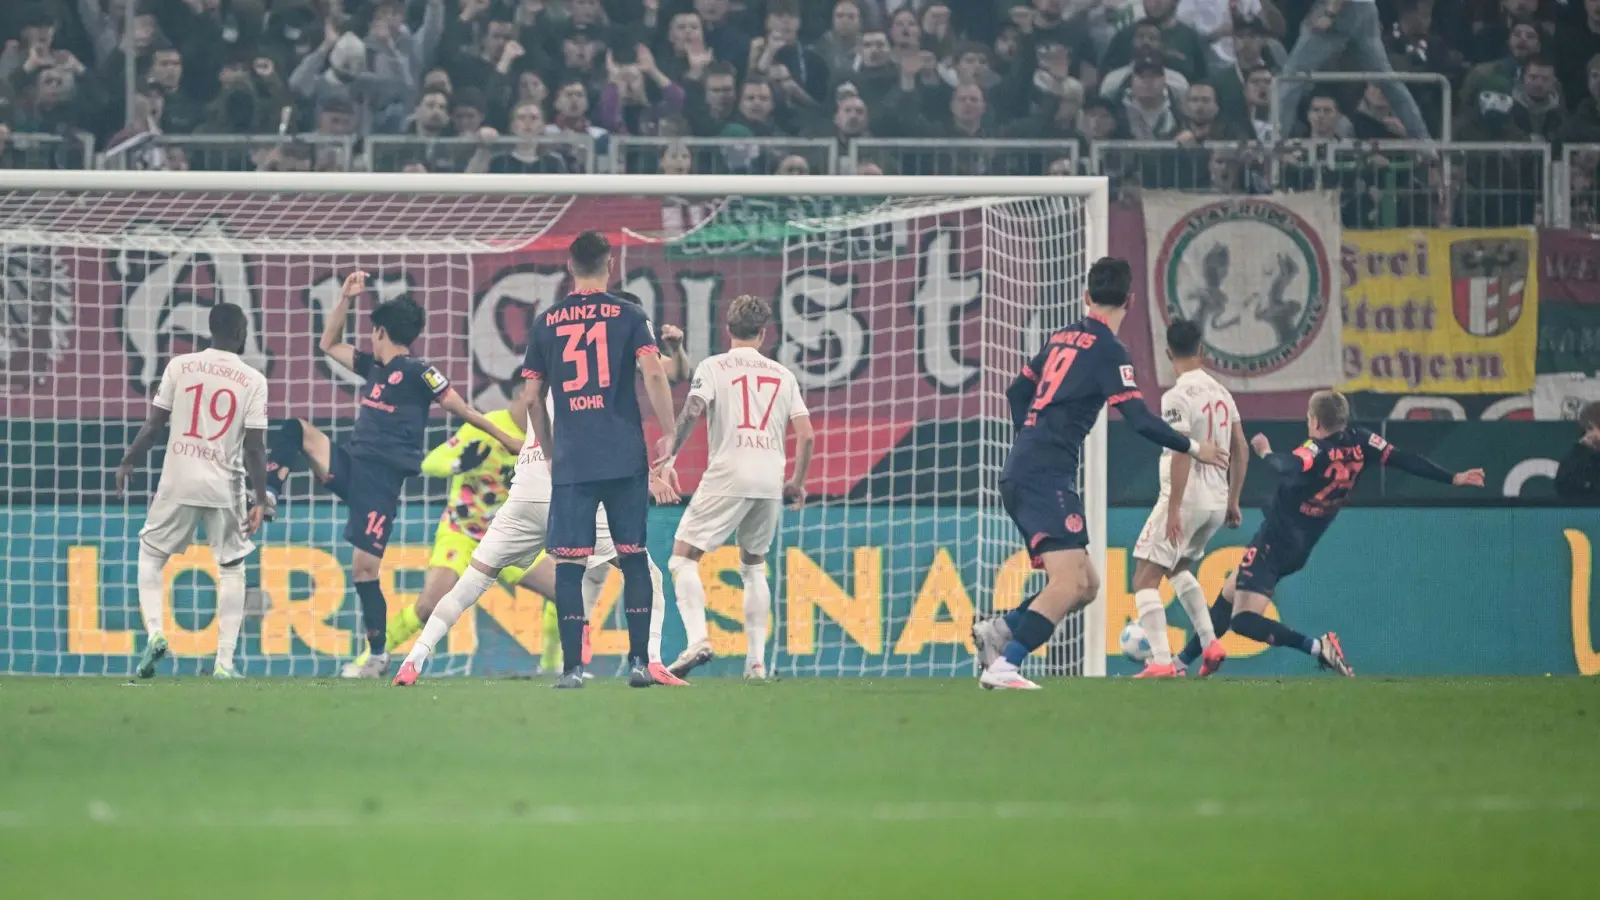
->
[0, 795, 1594, 829]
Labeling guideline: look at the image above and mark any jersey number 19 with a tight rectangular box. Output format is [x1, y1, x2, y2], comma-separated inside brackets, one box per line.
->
[181, 384, 239, 439]
[1026, 347, 1078, 426]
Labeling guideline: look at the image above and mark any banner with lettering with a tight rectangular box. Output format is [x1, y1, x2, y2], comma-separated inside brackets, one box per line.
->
[1143, 191, 1343, 391]
[1341, 228, 1539, 394]
[1535, 229, 1600, 375]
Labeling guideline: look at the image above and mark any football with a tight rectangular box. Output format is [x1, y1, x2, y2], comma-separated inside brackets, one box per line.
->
[1120, 621, 1152, 662]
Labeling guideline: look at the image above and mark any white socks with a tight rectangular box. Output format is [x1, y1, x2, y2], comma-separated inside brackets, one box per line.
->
[1134, 588, 1172, 665]
[406, 566, 495, 668]
[648, 555, 666, 664]
[742, 563, 770, 669]
[137, 545, 167, 638]
[1170, 571, 1214, 649]
[215, 564, 245, 669]
[669, 555, 710, 647]
[582, 564, 607, 620]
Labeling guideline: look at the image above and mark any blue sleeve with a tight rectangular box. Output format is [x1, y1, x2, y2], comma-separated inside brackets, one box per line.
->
[353, 350, 375, 378]
[1263, 450, 1308, 477]
[521, 325, 547, 381]
[624, 307, 659, 360]
[1357, 427, 1454, 485]
[1117, 395, 1193, 455]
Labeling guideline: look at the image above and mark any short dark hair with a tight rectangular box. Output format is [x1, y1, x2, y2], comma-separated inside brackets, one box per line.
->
[209, 302, 248, 345]
[568, 231, 611, 277]
[1579, 401, 1600, 431]
[1524, 53, 1556, 72]
[1133, 17, 1164, 34]
[705, 60, 736, 80]
[726, 294, 772, 339]
[1309, 390, 1350, 431]
[371, 296, 426, 346]
[1086, 257, 1133, 307]
[1166, 318, 1202, 358]
[1308, 88, 1341, 108]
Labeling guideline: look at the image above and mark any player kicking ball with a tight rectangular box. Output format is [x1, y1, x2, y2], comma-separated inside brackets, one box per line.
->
[265, 271, 520, 679]
[116, 303, 269, 679]
[1173, 390, 1484, 676]
[393, 232, 680, 689]
[651, 295, 814, 681]
[1128, 318, 1248, 678]
[971, 257, 1229, 691]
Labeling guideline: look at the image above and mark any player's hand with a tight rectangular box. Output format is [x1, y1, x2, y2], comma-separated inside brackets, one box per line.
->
[340, 269, 368, 300]
[1164, 510, 1183, 544]
[1453, 468, 1486, 488]
[653, 435, 676, 469]
[1194, 440, 1229, 468]
[452, 441, 490, 474]
[658, 323, 684, 352]
[245, 504, 265, 537]
[650, 469, 681, 504]
[115, 462, 134, 497]
[783, 478, 807, 511]
[1225, 503, 1243, 528]
[1250, 433, 1272, 457]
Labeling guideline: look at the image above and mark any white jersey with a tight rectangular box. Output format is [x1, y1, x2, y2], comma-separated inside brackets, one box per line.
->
[509, 394, 557, 503]
[1157, 368, 1237, 508]
[689, 347, 808, 499]
[152, 348, 269, 509]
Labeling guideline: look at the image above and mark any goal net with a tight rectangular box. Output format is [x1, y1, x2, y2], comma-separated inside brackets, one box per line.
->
[0, 172, 1107, 679]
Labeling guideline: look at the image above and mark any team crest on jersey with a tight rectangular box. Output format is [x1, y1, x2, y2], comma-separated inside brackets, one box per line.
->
[1449, 238, 1527, 338]
[388, 370, 404, 385]
[1065, 514, 1084, 533]
[1154, 198, 1332, 378]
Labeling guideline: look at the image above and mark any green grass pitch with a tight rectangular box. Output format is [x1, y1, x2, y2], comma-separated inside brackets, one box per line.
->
[1, 677, 1597, 899]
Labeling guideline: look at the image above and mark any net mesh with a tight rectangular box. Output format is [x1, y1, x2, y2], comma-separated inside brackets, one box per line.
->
[0, 184, 1103, 677]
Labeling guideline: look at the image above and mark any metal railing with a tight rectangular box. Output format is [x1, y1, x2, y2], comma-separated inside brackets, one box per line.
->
[1271, 71, 1453, 143]
[1560, 143, 1600, 230]
[610, 136, 836, 175]
[849, 138, 1080, 177]
[100, 133, 357, 172]
[366, 133, 595, 174]
[0, 133, 95, 171]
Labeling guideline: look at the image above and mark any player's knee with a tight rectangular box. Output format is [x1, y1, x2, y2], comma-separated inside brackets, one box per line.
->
[1169, 570, 1201, 596]
[616, 551, 650, 581]
[739, 549, 765, 567]
[1130, 559, 1165, 591]
[668, 554, 696, 579]
[352, 552, 382, 582]
[1077, 565, 1101, 608]
[467, 558, 502, 579]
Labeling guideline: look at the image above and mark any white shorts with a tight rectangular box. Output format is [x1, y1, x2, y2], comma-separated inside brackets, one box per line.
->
[1132, 499, 1226, 571]
[139, 497, 254, 566]
[673, 493, 781, 556]
[473, 499, 620, 573]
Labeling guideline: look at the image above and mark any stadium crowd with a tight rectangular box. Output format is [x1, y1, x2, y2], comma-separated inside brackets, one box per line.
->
[1, 0, 1599, 224]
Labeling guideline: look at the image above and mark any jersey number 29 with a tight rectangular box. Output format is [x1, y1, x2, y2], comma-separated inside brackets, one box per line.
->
[1026, 347, 1078, 426]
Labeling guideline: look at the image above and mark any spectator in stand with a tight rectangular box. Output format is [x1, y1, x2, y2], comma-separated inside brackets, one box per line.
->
[1560, 54, 1600, 142]
[1555, 402, 1600, 505]
[363, 0, 445, 130]
[695, 0, 751, 74]
[1176, 81, 1250, 143]
[1083, 93, 1128, 139]
[1117, 55, 1183, 139]
[1452, 72, 1542, 226]
[1207, 16, 1278, 126]
[831, 29, 896, 108]
[314, 95, 357, 139]
[1293, 89, 1347, 140]
[560, 26, 608, 97]
[1459, 0, 1543, 65]
[1348, 83, 1411, 139]
[442, 8, 519, 114]
[547, 76, 607, 164]
[451, 86, 489, 136]
[1236, 63, 1276, 141]
[813, 0, 863, 76]
[78, 1, 158, 95]
[145, 43, 201, 135]
[920, 3, 955, 59]
[105, 81, 174, 169]
[1554, 0, 1600, 101]
[1000, 84, 1086, 173]
[751, 0, 829, 112]
[822, 88, 869, 153]
[658, 140, 693, 174]
[1275, 0, 1432, 140]
[469, 98, 567, 173]
[887, 8, 921, 55]
[598, 45, 684, 137]
[1384, 0, 1464, 138]
[1100, 22, 1191, 101]
[775, 152, 810, 175]
[1461, 17, 1541, 121]
[405, 85, 455, 138]
[289, 22, 385, 134]
[1175, 0, 1286, 69]
[688, 59, 738, 135]
[1512, 55, 1564, 140]
[1020, 0, 1099, 88]
[1205, 148, 1245, 192]
[1103, 0, 1208, 83]
[722, 76, 780, 136]
[151, 0, 262, 107]
[659, 11, 714, 85]
[511, 65, 548, 117]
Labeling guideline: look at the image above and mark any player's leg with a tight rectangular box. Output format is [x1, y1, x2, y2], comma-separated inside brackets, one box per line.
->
[546, 484, 602, 687]
[396, 501, 547, 683]
[667, 493, 741, 674]
[133, 500, 200, 678]
[339, 461, 405, 678]
[500, 553, 560, 674]
[733, 499, 781, 680]
[265, 418, 332, 507]
[981, 547, 1098, 691]
[597, 474, 658, 686]
[204, 504, 256, 679]
[1228, 553, 1351, 676]
[1129, 499, 1181, 676]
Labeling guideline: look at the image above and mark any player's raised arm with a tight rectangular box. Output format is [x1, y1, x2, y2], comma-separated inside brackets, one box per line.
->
[1365, 430, 1485, 487]
[435, 389, 522, 455]
[319, 270, 368, 372]
[658, 323, 691, 384]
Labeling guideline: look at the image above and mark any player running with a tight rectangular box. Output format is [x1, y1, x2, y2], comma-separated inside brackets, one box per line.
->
[1174, 390, 1484, 676]
[652, 295, 814, 681]
[265, 271, 521, 678]
[1128, 318, 1248, 678]
[116, 303, 269, 679]
[971, 257, 1228, 691]
[393, 232, 680, 689]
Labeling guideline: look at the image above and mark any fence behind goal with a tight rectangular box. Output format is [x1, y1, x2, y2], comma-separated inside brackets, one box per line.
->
[0, 172, 1108, 678]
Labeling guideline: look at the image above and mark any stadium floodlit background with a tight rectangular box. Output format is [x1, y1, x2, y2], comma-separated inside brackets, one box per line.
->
[1, 0, 1598, 897]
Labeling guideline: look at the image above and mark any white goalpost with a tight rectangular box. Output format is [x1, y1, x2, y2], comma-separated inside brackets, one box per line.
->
[0, 171, 1108, 679]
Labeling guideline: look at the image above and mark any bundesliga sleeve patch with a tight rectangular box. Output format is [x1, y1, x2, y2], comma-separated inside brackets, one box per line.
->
[1163, 406, 1182, 423]
[423, 366, 449, 392]
[1119, 365, 1137, 387]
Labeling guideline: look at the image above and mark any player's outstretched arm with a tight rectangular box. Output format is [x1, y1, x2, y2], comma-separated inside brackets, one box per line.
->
[658, 324, 691, 384]
[638, 350, 679, 465]
[242, 427, 269, 535]
[1379, 441, 1485, 487]
[435, 389, 521, 455]
[786, 413, 815, 511]
[115, 407, 172, 495]
[319, 270, 367, 372]
[1118, 396, 1228, 467]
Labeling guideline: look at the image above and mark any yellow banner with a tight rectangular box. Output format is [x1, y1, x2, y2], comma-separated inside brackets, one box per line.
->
[1340, 228, 1538, 394]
